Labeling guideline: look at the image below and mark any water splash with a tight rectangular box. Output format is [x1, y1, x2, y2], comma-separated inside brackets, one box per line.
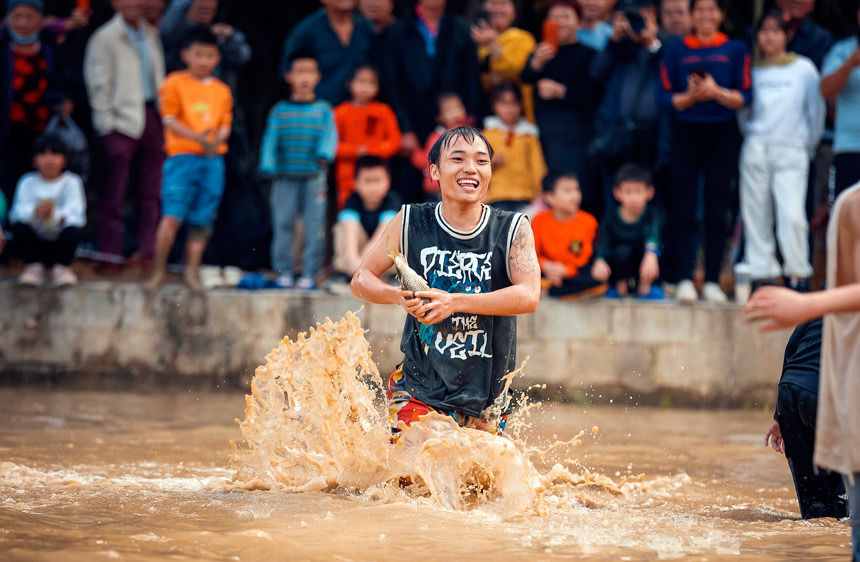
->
[227, 312, 630, 514]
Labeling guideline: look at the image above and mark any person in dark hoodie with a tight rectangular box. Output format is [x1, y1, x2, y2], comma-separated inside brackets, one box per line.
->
[520, 0, 602, 211]
[378, 0, 480, 203]
[590, 0, 663, 213]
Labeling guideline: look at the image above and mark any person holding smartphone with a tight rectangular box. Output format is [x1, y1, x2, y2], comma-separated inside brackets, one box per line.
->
[520, 0, 602, 211]
[658, 0, 751, 304]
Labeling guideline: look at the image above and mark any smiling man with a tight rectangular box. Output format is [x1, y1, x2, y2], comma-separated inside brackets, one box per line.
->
[351, 126, 541, 436]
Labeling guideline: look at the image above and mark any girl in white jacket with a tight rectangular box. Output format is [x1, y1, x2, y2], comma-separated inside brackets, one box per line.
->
[738, 9, 825, 290]
[8, 135, 86, 286]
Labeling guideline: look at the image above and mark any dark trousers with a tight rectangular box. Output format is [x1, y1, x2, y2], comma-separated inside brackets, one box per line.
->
[539, 115, 596, 210]
[10, 223, 81, 267]
[833, 152, 860, 201]
[97, 105, 165, 261]
[598, 127, 659, 216]
[666, 120, 740, 283]
[605, 243, 645, 288]
[1, 125, 39, 203]
[775, 382, 848, 519]
[547, 265, 603, 297]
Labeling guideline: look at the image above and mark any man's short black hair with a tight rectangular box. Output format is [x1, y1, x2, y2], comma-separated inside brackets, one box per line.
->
[33, 133, 67, 157]
[543, 172, 579, 193]
[287, 49, 318, 69]
[182, 26, 219, 50]
[427, 126, 494, 167]
[614, 163, 652, 187]
[355, 155, 389, 177]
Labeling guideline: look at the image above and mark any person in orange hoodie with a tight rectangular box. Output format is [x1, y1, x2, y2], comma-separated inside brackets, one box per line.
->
[532, 173, 605, 298]
[333, 64, 401, 209]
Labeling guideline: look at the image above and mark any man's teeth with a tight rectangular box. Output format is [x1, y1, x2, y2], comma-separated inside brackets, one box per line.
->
[457, 179, 479, 188]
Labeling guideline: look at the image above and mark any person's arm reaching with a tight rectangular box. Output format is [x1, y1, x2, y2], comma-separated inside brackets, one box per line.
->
[744, 284, 860, 331]
[820, 47, 860, 100]
[351, 209, 411, 306]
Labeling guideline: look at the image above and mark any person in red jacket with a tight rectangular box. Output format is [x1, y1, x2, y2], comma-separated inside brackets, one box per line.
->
[333, 64, 401, 209]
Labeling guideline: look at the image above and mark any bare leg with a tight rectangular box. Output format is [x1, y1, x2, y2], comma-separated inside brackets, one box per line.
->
[183, 230, 209, 292]
[615, 281, 628, 296]
[638, 278, 652, 296]
[144, 216, 181, 291]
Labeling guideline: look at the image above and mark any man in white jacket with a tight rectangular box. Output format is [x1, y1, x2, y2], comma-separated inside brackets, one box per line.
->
[84, 0, 165, 269]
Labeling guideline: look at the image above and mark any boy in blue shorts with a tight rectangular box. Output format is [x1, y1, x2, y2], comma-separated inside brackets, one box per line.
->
[146, 27, 233, 291]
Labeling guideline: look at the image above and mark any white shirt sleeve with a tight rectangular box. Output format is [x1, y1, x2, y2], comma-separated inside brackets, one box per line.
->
[8, 174, 38, 225]
[56, 174, 87, 228]
[804, 59, 826, 156]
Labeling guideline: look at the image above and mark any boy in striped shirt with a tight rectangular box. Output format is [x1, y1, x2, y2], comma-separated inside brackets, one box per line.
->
[259, 50, 338, 290]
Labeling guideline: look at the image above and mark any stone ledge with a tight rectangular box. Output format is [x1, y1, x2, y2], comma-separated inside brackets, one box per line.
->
[0, 281, 790, 406]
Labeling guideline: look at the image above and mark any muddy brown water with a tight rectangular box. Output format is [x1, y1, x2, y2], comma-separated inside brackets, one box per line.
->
[0, 387, 849, 561]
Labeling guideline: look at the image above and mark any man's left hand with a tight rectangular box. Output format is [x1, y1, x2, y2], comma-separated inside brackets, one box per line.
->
[413, 288, 457, 325]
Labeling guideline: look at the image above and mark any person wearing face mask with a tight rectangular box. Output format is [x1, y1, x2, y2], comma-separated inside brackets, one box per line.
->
[589, 0, 663, 214]
[0, 0, 64, 202]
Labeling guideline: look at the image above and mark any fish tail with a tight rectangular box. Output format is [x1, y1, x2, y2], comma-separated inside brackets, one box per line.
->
[386, 236, 402, 261]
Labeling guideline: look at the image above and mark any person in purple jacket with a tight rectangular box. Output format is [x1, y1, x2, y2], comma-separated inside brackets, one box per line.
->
[658, 0, 750, 304]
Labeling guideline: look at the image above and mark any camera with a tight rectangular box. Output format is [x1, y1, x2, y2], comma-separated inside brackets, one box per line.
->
[616, 0, 651, 35]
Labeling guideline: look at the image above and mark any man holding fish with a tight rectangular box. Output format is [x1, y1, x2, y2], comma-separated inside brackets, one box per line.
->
[351, 126, 541, 436]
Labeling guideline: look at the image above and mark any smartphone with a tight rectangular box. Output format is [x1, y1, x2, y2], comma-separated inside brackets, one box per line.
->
[474, 7, 490, 26]
[626, 11, 645, 34]
[76, 0, 90, 11]
[543, 20, 559, 49]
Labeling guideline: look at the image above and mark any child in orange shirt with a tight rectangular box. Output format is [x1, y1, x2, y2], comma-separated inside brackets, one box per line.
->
[146, 28, 233, 292]
[532, 173, 605, 298]
[411, 92, 470, 201]
[333, 65, 401, 209]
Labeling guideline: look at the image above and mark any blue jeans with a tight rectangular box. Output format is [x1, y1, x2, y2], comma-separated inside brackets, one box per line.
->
[162, 154, 226, 227]
[845, 473, 860, 561]
[270, 174, 327, 277]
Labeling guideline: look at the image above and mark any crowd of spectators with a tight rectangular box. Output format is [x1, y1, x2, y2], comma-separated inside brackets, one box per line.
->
[0, 0, 857, 302]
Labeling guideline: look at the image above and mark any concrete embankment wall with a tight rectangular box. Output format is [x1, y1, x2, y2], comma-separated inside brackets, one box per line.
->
[0, 281, 790, 406]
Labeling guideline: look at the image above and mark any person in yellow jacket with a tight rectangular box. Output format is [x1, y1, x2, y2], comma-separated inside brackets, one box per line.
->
[471, 0, 536, 122]
[482, 83, 547, 212]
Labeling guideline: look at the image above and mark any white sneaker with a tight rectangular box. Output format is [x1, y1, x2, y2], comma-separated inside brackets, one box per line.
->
[274, 273, 294, 289]
[52, 264, 78, 286]
[703, 282, 728, 304]
[19, 263, 44, 286]
[675, 279, 698, 303]
[199, 266, 223, 290]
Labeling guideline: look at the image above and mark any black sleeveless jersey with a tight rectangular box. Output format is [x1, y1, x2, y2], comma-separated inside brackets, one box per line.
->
[399, 202, 527, 417]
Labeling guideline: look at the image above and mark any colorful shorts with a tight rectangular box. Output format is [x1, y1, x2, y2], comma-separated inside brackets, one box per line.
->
[387, 368, 507, 437]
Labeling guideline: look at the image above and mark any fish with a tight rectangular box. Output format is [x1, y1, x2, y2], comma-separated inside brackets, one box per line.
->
[387, 238, 431, 301]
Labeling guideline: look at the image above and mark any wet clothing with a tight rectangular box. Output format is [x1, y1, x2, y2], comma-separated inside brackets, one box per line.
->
[398, 202, 525, 418]
[775, 319, 848, 520]
[387, 368, 507, 435]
